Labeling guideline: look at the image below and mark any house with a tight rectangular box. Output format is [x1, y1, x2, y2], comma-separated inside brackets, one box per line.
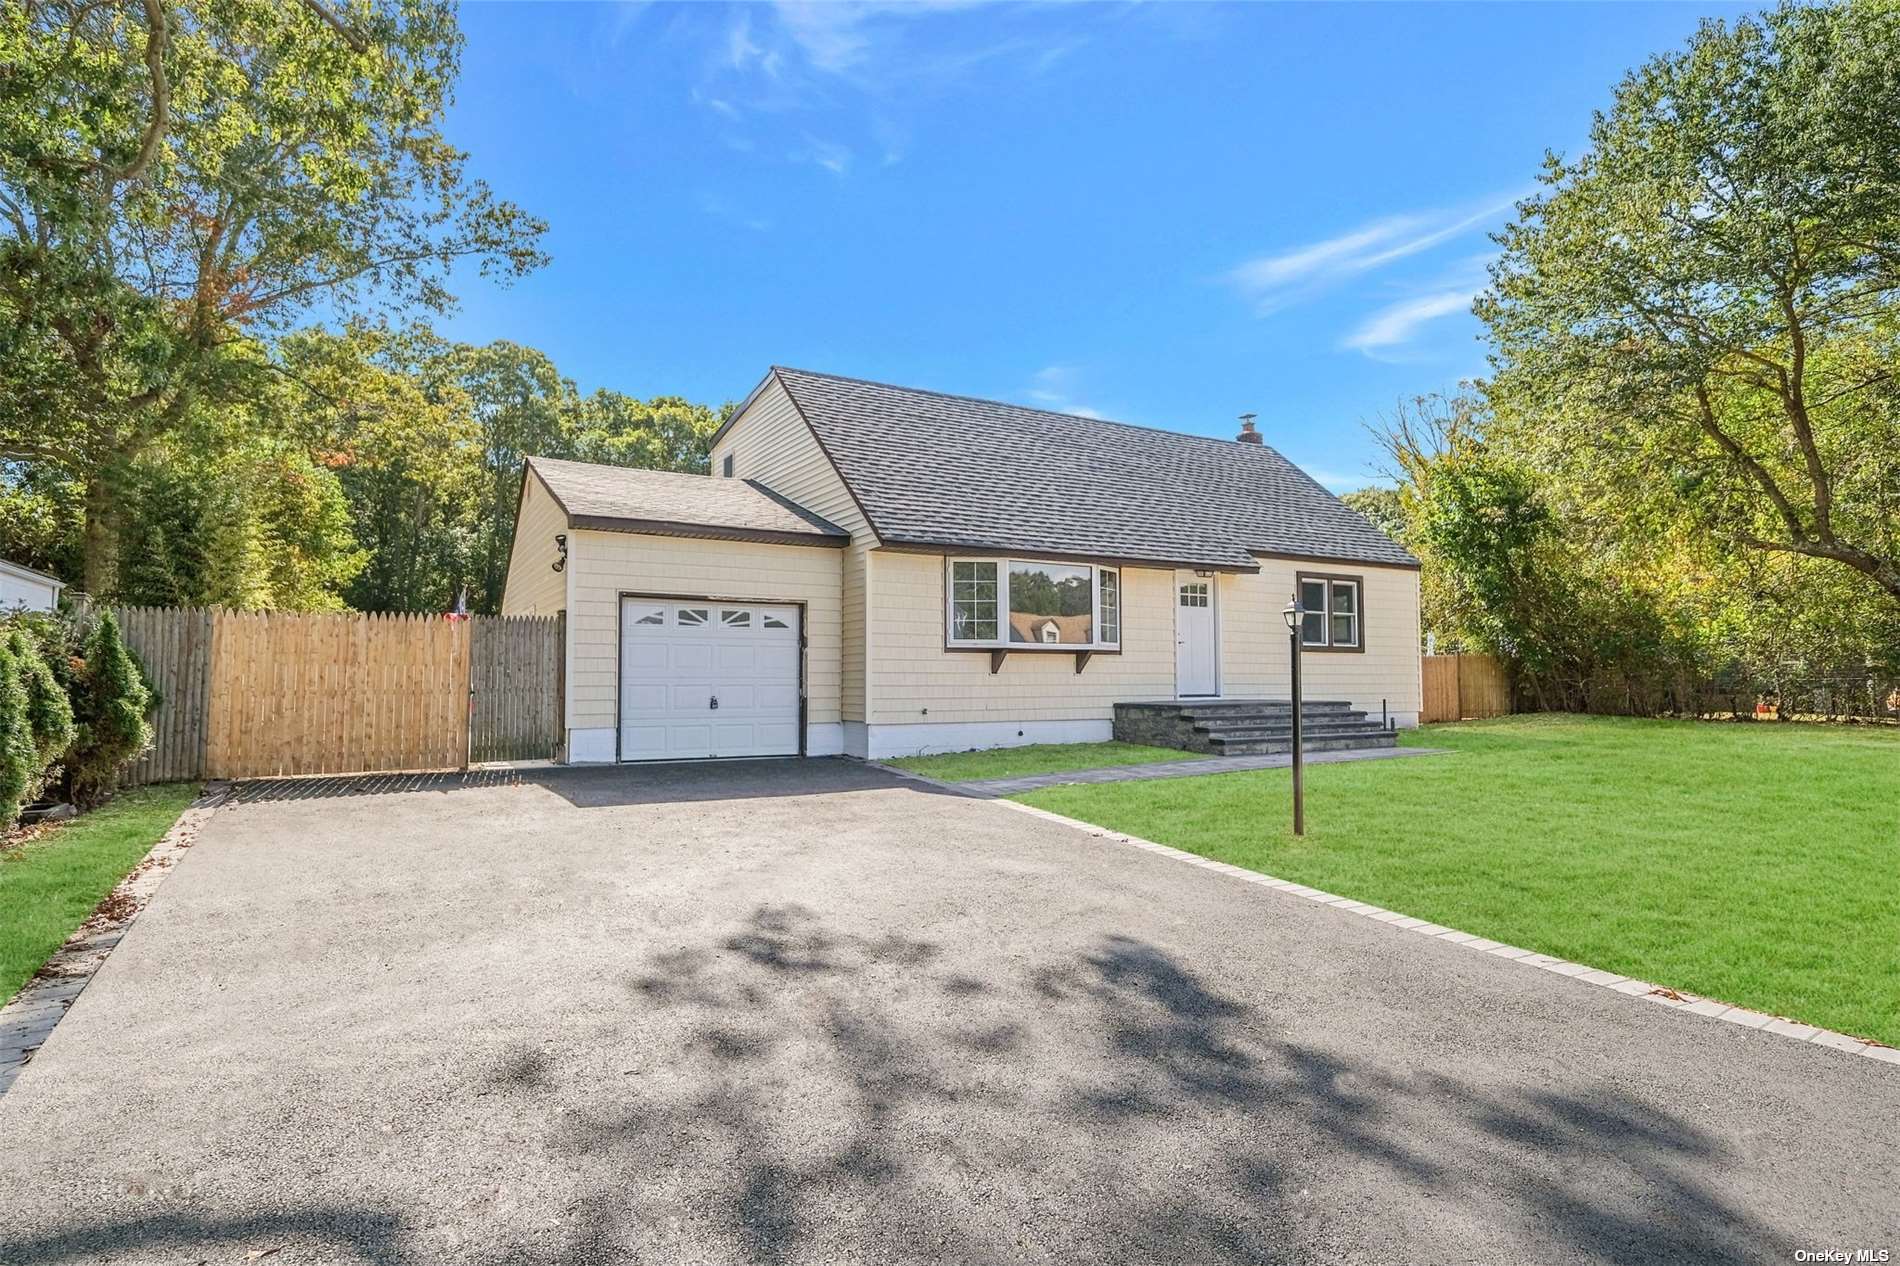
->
[0, 559, 65, 614]
[501, 367, 1421, 762]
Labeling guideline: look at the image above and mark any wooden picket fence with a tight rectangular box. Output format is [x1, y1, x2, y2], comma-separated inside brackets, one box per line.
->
[1421, 653, 1512, 723]
[116, 606, 214, 785]
[105, 606, 563, 783]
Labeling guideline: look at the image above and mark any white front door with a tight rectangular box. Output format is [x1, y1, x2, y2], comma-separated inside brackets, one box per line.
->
[619, 599, 802, 761]
[1175, 573, 1218, 697]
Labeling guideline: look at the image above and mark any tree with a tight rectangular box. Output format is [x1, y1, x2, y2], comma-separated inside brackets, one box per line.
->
[1339, 487, 1406, 548]
[0, 0, 546, 596]
[454, 341, 580, 614]
[280, 323, 481, 613]
[1479, 0, 1900, 605]
[569, 391, 727, 475]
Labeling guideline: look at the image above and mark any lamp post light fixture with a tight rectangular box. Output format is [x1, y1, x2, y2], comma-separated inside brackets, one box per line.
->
[1281, 595, 1305, 837]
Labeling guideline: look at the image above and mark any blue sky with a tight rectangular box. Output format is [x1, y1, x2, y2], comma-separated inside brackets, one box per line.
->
[439, 1, 1747, 491]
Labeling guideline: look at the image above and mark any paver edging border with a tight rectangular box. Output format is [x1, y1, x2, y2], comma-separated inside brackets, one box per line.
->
[0, 783, 229, 1097]
[956, 793, 1897, 1072]
[865, 746, 1448, 800]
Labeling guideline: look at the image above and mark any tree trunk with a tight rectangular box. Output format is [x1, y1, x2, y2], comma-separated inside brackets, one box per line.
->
[82, 471, 116, 598]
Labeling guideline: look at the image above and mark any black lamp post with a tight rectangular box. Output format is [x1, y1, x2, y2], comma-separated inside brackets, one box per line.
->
[1282, 595, 1305, 837]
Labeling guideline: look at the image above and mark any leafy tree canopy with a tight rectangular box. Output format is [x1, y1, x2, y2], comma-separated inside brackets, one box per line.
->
[0, 0, 547, 592]
[1479, 0, 1900, 604]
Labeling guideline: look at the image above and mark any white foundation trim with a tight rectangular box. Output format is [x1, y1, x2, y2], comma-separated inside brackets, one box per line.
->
[568, 727, 618, 765]
[865, 718, 1112, 761]
[842, 721, 870, 759]
[567, 723, 842, 764]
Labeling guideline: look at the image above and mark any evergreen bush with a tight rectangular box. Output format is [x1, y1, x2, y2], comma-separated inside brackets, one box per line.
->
[0, 640, 39, 829]
[7, 624, 76, 777]
[66, 611, 153, 807]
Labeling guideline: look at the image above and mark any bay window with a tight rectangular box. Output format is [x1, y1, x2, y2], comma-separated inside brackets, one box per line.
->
[1298, 572, 1362, 650]
[947, 558, 1121, 649]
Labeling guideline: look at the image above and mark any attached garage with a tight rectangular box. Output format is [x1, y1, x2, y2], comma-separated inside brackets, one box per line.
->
[619, 598, 804, 760]
[501, 456, 850, 764]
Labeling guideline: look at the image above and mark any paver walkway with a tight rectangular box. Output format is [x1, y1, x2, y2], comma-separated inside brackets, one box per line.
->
[946, 743, 1446, 797]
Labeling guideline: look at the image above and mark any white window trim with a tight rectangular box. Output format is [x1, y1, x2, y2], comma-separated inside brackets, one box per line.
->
[945, 557, 1122, 650]
[1298, 573, 1362, 650]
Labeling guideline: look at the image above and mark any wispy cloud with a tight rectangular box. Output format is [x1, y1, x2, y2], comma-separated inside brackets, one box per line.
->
[697, 191, 772, 233]
[794, 134, 853, 176]
[1338, 250, 1494, 359]
[1225, 192, 1520, 315]
[725, 12, 784, 77]
[1026, 364, 1104, 418]
[686, 1, 1093, 169]
[1343, 289, 1477, 354]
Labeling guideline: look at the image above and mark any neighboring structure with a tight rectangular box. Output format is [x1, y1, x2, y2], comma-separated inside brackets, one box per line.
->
[501, 367, 1422, 762]
[0, 560, 65, 614]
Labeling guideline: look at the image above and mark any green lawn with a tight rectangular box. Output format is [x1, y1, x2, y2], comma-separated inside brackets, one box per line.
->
[887, 740, 1199, 782]
[0, 783, 198, 1006]
[1017, 715, 1900, 1046]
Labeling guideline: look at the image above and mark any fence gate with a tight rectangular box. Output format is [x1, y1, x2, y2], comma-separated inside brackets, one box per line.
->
[114, 605, 213, 783]
[205, 611, 472, 779]
[1421, 653, 1511, 723]
[469, 613, 564, 763]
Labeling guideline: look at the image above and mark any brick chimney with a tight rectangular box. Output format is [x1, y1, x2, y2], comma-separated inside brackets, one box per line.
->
[1236, 413, 1263, 444]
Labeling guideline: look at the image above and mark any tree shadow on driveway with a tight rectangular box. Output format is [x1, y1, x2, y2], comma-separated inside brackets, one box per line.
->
[529, 906, 1773, 1266]
[3, 906, 1781, 1266]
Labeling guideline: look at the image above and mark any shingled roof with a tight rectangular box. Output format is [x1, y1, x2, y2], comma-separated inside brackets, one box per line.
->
[764, 367, 1417, 571]
[527, 456, 848, 547]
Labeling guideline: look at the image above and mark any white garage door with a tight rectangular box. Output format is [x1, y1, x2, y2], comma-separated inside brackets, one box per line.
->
[619, 599, 802, 761]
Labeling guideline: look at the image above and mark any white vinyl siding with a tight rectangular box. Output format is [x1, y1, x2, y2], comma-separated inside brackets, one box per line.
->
[711, 376, 875, 723]
[499, 469, 569, 617]
[869, 550, 1422, 727]
[870, 552, 1175, 726]
[1224, 561, 1421, 717]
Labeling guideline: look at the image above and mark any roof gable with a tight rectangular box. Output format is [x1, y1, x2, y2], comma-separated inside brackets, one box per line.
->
[769, 367, 1417, 570]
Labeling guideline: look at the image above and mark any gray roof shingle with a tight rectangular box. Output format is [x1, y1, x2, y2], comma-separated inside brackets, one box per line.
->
[528, 456, 848, 547]
[768, 367, 1416, 570]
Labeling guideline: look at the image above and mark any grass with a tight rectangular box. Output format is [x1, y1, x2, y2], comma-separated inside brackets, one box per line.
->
[886, 739, 1199, 783]
[0, 783, 198, 1006]
[1017, 715, 1900, 1046]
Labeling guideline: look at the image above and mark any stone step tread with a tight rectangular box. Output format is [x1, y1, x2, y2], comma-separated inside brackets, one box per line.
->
[1170, 701, 1357, 712]
[1195, 714, 1372, 730]
[1216, 729, 1398, 748]
[1202, 727, 1394, 741]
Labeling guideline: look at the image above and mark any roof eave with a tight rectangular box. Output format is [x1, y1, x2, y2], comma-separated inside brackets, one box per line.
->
[1247, 547, 1422, 572]
[569, 514, 849, 549]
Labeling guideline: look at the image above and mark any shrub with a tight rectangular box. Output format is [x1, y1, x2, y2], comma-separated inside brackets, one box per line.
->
[7, 624, 75, 775]
[0, 640, 39, 829]
[66, 611, 153, 807]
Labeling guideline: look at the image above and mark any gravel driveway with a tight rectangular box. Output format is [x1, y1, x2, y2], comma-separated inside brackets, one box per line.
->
[1, 758, 1894, 1265]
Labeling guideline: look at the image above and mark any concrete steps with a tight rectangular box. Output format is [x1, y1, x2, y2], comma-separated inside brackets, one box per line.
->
[1112, 698, 1399, 757]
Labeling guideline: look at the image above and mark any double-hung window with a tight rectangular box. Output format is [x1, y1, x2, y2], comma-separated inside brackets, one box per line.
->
[1297, 573, 1362, 650]
[947, 558, 1121, 649]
